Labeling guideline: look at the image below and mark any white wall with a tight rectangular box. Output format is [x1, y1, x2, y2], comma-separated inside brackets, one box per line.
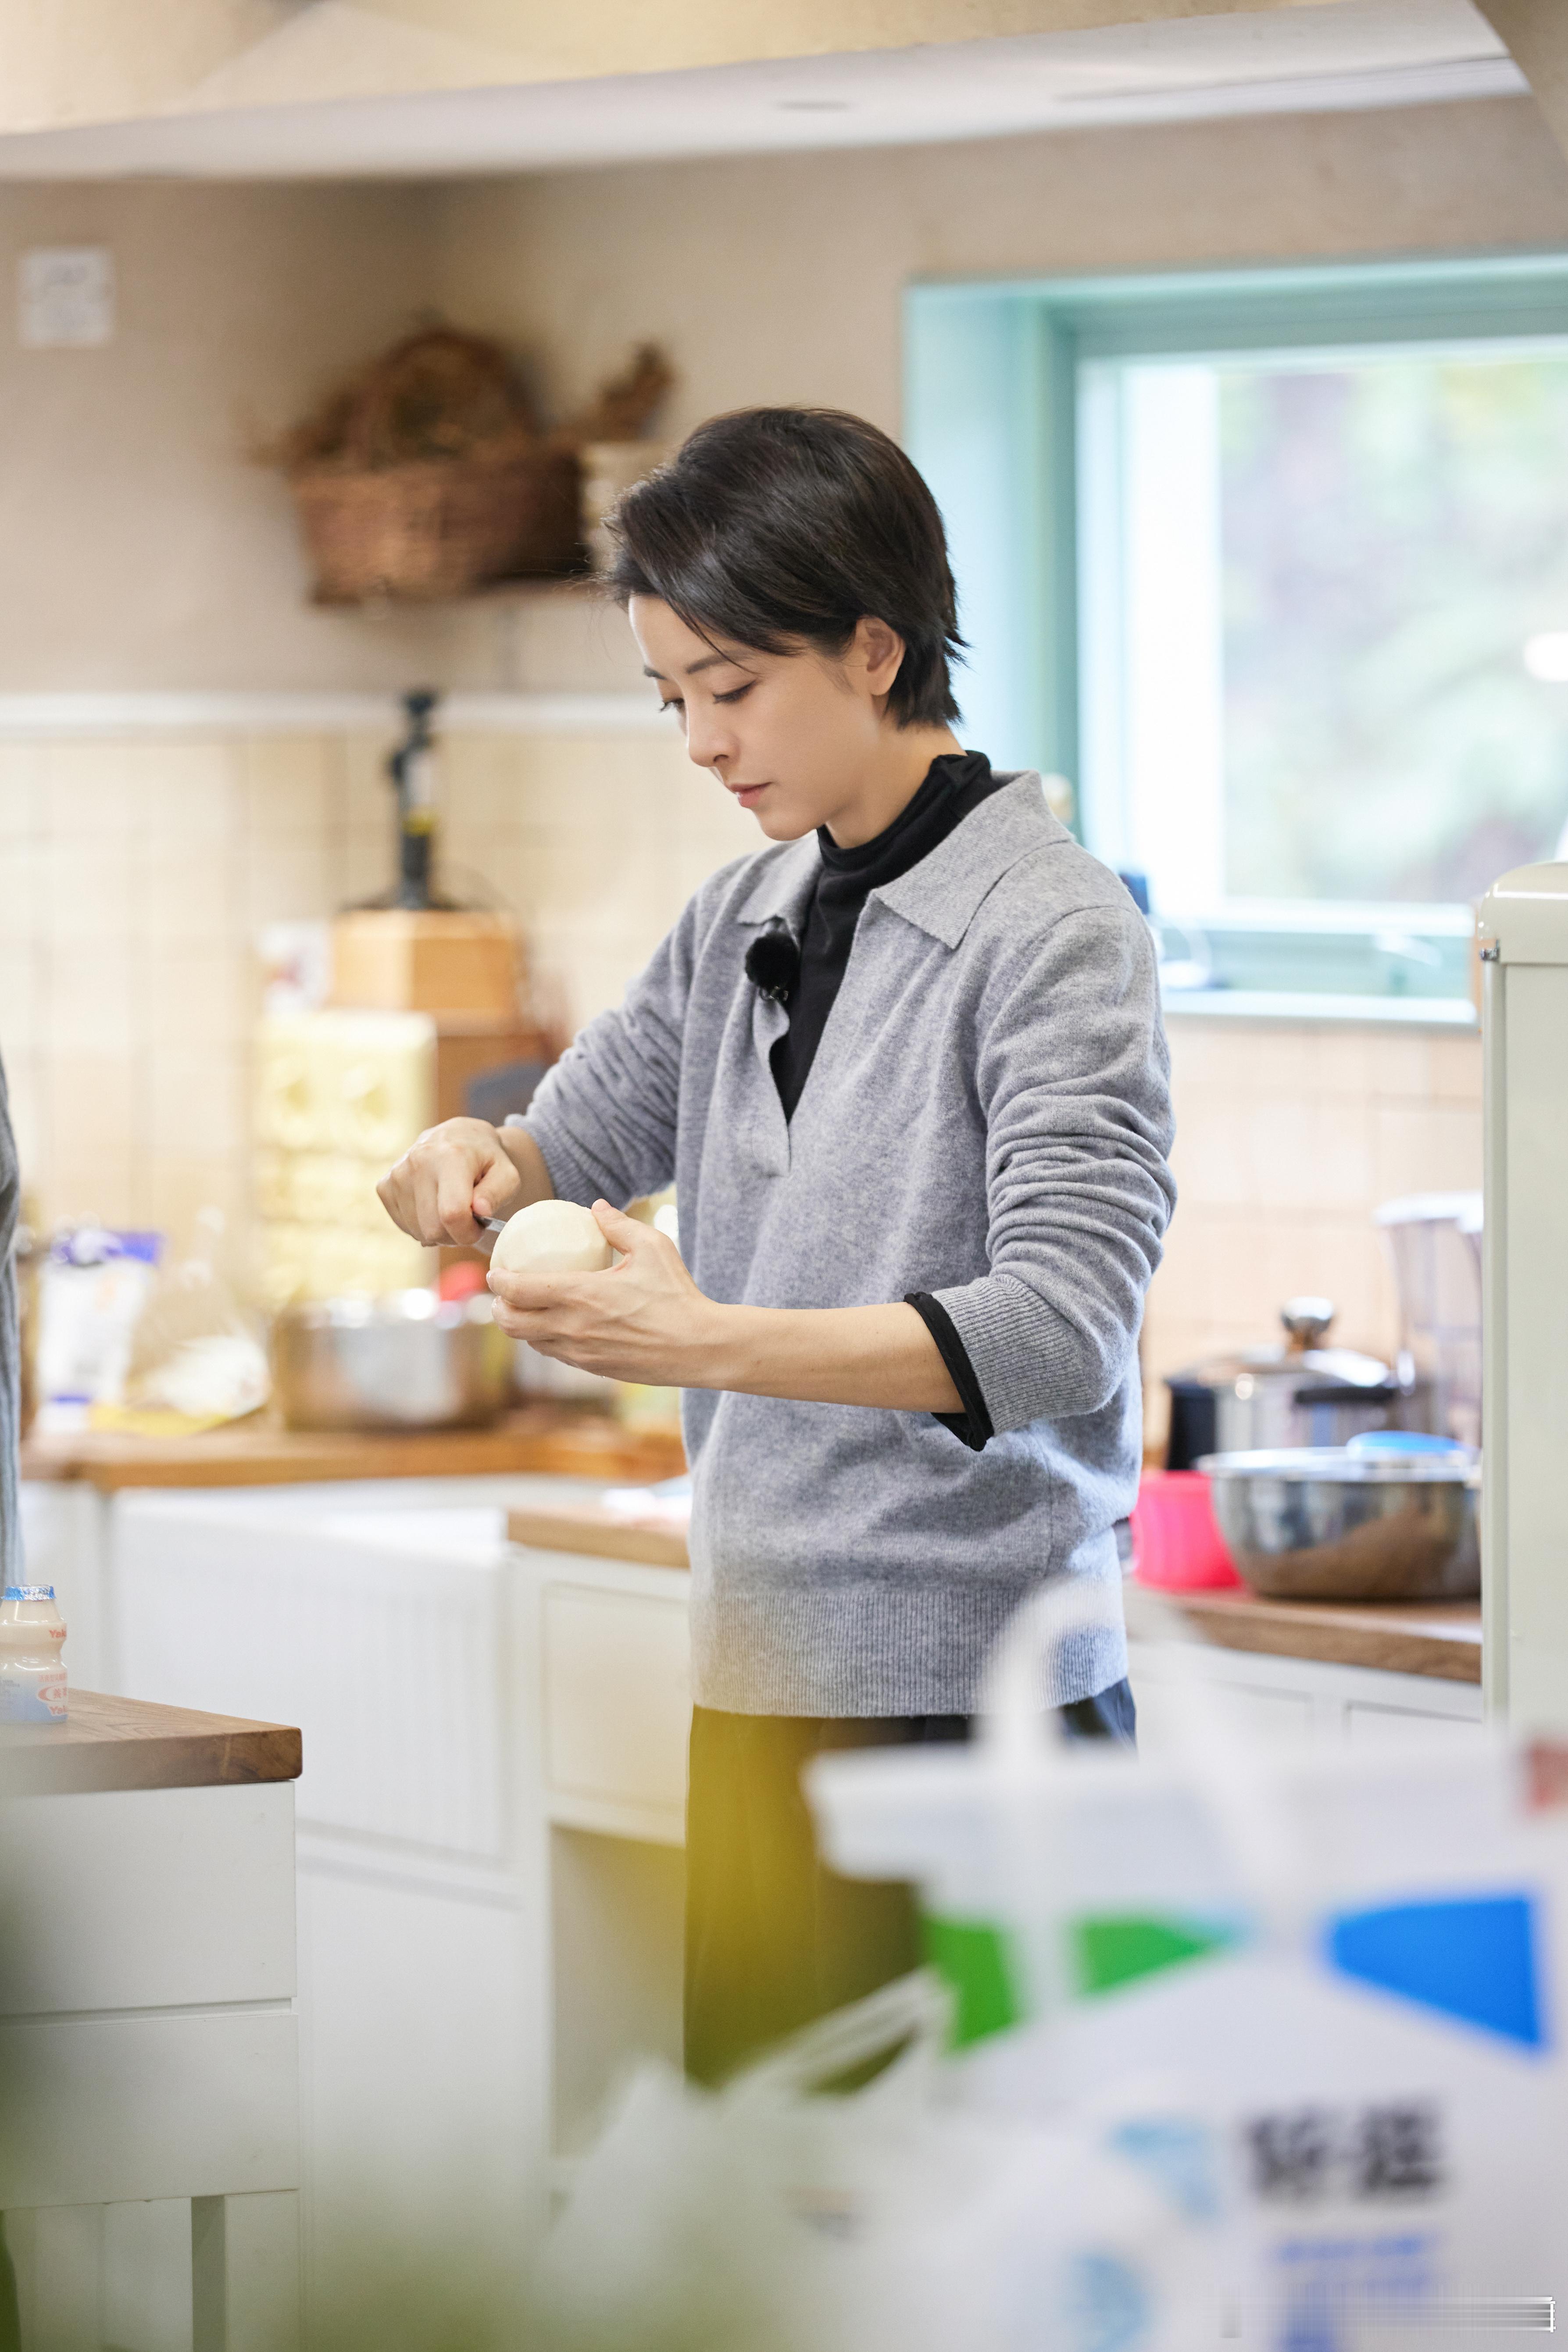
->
[0, 179, 468, 692]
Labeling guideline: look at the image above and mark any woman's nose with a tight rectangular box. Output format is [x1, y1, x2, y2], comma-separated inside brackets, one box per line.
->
[684, 706, 734, 773]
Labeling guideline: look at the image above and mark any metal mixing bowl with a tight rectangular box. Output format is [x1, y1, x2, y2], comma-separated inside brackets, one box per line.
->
[1197, 1446, 1480, 1602]
[272, 1291, 514, 1431]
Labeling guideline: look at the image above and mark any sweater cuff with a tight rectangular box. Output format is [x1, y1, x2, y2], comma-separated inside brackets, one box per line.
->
[931, 1271, 1101, 1435]
[905, 1292, 995, 1453]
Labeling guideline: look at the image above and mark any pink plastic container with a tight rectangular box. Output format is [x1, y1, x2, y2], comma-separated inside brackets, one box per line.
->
[1129, 1469, 1243, 1592]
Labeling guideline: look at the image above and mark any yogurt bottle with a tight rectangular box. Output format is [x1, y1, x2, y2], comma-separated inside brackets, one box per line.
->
[0, 1586, 67, 1723]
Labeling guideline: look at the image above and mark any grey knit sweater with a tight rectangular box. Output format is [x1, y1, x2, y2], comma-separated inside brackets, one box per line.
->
[524, 773, 1175, 1715]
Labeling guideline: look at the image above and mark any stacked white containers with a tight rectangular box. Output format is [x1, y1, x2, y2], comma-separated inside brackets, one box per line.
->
[1476, 864, 1568, 1728]
[253, 1010, 436, 1306]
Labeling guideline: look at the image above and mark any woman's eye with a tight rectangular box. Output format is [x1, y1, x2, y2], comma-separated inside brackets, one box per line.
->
[658, 699, 683, 717]
[713, 684, 753, 706]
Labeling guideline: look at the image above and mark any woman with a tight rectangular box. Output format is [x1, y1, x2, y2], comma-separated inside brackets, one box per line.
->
[378, 407, 1176, 2083]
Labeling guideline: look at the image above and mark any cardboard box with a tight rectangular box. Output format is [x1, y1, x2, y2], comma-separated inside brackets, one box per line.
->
[332, 910, 521, 1020]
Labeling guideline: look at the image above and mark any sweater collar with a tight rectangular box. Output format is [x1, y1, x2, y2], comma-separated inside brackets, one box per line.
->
[733, 772, 1063, 947]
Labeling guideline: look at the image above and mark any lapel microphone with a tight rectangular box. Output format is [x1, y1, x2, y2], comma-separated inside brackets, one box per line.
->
[744, 924, 801, 1006]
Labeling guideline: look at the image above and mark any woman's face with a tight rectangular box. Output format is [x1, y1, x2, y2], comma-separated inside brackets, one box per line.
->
[629, 595, 908, 843]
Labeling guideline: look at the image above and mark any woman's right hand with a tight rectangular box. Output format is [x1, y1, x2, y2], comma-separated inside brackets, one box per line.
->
[377, 1118, 531, 1247]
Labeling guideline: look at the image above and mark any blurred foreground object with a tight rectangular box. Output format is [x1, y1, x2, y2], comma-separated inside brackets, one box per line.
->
[538, 1971, 1218, 2352]
[537, 1580, 1545, 2350]
[794, 1586, 1568, 2352]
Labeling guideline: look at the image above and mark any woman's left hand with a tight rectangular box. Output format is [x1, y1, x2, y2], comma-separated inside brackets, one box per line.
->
[487, 1200, 722, 1385]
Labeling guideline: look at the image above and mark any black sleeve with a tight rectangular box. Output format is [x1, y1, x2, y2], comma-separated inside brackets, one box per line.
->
[904, 1292, 996, 1453]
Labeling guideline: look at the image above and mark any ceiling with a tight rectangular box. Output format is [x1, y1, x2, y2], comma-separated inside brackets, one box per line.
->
[0, 0, 1523, 181]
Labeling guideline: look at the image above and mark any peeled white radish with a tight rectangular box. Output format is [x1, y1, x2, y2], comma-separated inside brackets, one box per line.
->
[491, 1198, 612, 1278]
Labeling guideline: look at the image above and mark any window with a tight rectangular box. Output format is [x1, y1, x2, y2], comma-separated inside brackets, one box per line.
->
[906, 256, 1568, 1021]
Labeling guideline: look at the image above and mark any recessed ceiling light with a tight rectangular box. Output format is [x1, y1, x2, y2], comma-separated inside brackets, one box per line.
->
[774, 98, 853, 112]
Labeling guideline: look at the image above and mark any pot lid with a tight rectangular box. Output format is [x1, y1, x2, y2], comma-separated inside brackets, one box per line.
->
[1172, 1344, 1392, 1395]
[1171, 1294, 1390, 1394]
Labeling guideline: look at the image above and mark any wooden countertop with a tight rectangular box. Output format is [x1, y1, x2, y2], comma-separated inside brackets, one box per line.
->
[20, 1404, 686, 1494]
[508, 1499, 692, 1570]
[505, 1503, 1481, 1685]
[0, 1690, 303, 1798]
[1172, 1589, 1481, 1685]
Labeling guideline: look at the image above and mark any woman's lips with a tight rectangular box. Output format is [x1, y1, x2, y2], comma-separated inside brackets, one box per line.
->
[731, 783, 771, 807]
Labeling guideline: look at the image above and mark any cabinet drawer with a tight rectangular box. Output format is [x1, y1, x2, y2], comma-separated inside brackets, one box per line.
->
[1345, 1703, 1484, 1749]
[0, 2010, 299, 2206]
[542, 1586, 691, 1814]
[0, 1784, 296, 2016]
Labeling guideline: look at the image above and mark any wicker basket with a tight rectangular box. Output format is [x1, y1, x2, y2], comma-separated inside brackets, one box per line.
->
[291, 448, 582, 604]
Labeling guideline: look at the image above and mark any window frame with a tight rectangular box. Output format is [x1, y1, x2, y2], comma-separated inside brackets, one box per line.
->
[904, 251, 1568, 1027]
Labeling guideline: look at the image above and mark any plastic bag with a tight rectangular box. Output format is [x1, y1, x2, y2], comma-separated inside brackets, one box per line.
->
[117, 1208, 269, 1431]
[536, 1970, 1222, 2352]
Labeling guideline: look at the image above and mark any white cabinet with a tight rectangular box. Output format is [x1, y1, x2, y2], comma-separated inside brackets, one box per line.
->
[0, 1776, 300, 2352]
[1127, 1636, 1482, 1753]
[96, 1479, 693, 2323]
[528, 1553, 691, 2163]
[541, 1578, 690, 1836]
[101, 1476, 605, 2331]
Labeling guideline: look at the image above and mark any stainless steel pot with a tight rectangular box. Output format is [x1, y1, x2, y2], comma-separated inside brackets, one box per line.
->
[272, 1291, 514, 1431]
[1168, 1298, 1398, 1467]
[1198, 1445, 1480, 1603]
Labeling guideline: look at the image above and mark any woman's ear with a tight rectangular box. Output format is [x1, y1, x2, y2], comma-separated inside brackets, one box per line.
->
[854, 615, 907, 700]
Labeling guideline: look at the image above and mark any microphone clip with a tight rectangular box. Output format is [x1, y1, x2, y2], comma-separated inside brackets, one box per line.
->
[743, 923, 800, 1006]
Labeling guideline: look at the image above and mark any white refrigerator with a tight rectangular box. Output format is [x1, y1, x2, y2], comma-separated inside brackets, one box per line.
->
[1479, 860, 1568, 1730]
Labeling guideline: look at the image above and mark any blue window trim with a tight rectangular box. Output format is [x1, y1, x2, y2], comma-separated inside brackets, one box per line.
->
[904, 250, 1568, 1027]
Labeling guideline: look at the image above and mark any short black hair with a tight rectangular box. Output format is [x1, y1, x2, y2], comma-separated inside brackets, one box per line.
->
[607, 407, 963, 729]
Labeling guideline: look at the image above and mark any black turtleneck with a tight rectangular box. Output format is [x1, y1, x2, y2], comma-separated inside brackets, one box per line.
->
[767, 748, 1006, 1452]
[769, 749, 1001, 1121]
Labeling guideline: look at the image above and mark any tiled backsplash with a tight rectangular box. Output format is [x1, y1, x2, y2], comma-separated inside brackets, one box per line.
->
[0, 720, 1480, 1431]
[1143, 1017, 1482, 1446]
[0, 719, 749, 1263]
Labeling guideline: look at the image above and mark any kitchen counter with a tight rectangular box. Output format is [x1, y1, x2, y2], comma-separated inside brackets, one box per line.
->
[21, 1403, 686, 1493]
[508, 1496, 691, 1570]
[506, 1499, 1482, 1687]
[0, 1688, 303, 1797]
[1173, 1590, 1481, 1685]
